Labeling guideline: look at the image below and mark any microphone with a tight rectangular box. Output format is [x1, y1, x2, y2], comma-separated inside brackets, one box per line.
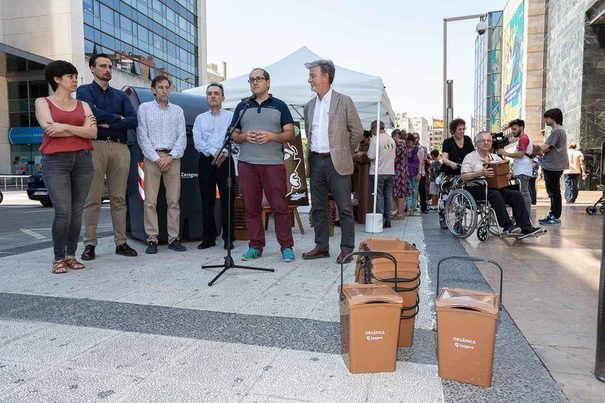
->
[241, 96, 252, 104]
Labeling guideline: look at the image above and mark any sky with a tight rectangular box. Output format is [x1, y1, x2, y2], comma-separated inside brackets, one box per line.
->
[206, 0, 506, 127]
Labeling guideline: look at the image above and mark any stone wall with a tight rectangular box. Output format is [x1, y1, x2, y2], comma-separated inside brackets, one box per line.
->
[580, 15, 605, 151]
[544, 0, 596, 146]
[524, 0, 546, 143]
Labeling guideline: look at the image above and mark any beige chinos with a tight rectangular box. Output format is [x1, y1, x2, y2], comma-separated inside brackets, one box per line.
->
[143, 152, 181, 243]
[83, 139, 130, 247]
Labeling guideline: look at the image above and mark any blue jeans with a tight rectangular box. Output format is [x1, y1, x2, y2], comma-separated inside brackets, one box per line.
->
[42, 150, 93, 260]
[369, 175, 394, 224]
[564, 173, 580, 203]
[406, 176, 419, 211]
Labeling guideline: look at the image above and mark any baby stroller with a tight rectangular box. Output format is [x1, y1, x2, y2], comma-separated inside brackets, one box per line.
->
[586, 188, 605, 215]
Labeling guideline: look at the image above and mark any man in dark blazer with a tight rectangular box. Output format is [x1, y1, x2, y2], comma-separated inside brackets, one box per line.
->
[302, 60, 364, 264]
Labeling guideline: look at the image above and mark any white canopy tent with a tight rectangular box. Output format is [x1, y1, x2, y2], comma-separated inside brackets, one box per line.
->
[184, 46, 395, 128]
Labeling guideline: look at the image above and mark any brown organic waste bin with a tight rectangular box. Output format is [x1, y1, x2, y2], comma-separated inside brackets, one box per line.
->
[340, 283, 403, 374]
[435, 256, 503, 387]
[355, 238, 420, 347]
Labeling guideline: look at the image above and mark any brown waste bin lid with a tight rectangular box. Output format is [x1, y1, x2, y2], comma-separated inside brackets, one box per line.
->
[342, 284, 403, 305]
[435, 287, 499, 315]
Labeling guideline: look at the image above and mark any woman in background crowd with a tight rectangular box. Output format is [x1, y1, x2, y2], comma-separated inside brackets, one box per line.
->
[429, 149, 441, 208]
[405, 133, 424, 215]
[35, 60, 97, 274]
[392, 130, 411, 219]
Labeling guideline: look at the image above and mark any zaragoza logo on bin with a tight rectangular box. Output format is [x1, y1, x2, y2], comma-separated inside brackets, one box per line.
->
[365, 330, 385, 341]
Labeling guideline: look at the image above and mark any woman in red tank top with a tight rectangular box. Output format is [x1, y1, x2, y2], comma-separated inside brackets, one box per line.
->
[34, 60, 97, 274]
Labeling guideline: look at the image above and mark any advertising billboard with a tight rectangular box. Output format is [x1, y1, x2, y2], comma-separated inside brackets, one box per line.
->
[501, 0, 525, 124]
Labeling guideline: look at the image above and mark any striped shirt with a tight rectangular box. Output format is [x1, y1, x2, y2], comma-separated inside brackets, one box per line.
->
[136, 100, 186, 162]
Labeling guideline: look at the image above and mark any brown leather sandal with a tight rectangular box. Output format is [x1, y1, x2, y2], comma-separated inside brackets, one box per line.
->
[52, 259, 69, 274]
[64, 257, 85, 270]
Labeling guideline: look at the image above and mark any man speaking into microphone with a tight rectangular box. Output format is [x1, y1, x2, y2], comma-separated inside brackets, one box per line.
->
[230, 68, 296, 263]
[193, 82, 236, 251]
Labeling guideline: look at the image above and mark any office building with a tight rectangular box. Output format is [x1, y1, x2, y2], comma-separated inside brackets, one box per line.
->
[0, 0, 207, 175]
[473, 11, 503, 136]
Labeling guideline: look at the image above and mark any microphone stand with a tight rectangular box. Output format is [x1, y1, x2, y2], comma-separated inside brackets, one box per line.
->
[203, 101, 274, 286]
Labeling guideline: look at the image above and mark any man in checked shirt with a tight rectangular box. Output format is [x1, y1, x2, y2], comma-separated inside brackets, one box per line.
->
[136, 75, 187, 254]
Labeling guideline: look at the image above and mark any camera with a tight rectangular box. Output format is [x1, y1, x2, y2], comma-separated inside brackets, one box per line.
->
[491, 132, 509, 150]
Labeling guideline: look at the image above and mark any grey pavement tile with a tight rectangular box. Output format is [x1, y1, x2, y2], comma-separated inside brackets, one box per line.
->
[116, 378, 247, 403]
[0, 319, 48, 346]
[65, 332, 196, 377]
[154, 340, 279, 393]
[0, 293, 342, 355]
[366, 362, 444, 403]
[396, 329, 437, 366]
[239, 293, 321, 318]
[0, 323, 120, 366]
[176, 278, 277, 312]
[1, 366, 142, 403]
[544, 370, 605, 403]
[304, 285, 340, 322]
[241, 393, 315, 403]
[0, 361, 46, 397]
[249, 349, 370, 403]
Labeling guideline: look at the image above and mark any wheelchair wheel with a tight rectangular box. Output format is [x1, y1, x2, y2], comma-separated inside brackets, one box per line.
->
[477, 226, 488, 242]
[444, 188, 477, 238]
[587, 206, 598, 215]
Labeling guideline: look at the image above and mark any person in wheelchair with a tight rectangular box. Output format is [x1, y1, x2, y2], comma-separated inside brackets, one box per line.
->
[461, 131, 543, 237]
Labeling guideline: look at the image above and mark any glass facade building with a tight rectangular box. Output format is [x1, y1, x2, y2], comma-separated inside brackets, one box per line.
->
[473, 11, 503, 136]
[82, 0, 199, 91]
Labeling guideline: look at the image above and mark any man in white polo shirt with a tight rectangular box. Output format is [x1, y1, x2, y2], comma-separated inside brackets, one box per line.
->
[368, 120, 396, 228]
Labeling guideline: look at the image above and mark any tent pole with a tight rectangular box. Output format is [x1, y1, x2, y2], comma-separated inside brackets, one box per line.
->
[372, 102, 380, 218]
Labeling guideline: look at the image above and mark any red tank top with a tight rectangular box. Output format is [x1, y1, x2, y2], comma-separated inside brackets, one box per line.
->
[38, 98, 94, 155]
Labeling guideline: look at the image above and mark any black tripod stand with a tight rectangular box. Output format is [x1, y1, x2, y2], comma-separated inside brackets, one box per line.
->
[203, 104, 274, 286]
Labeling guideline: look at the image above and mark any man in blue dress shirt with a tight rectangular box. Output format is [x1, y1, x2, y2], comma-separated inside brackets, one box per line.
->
[193, 83, 236, 250]
[76, 53, 138, 260]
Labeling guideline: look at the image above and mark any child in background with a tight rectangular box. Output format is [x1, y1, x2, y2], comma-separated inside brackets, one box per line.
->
[429, 149, 441, 209]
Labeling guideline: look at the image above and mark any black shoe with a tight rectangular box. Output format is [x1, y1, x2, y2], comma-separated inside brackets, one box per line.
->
[224, 242, 234, 250]
[81, 245, 95, 261]
[384, 222, 392, 228]
[169, 240, 186, 252]
[116, 243, 138, 257]
[146, 241, 157, 254]
[197, 240, 216, 250]
[521, 226, 543, 236]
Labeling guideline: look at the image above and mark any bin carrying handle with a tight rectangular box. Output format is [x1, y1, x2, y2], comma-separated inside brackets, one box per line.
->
[340, 251, 398, 301]
[436, 256, 504, 309]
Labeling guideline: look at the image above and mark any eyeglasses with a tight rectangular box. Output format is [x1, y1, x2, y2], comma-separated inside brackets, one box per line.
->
[248, 77, 267, 84]
[478, 139, 492, 143]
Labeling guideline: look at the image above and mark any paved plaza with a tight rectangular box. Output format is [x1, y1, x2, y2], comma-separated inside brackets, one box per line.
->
[0, 190, 603, 402]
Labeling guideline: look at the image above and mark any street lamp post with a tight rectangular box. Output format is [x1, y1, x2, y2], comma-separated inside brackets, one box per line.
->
[443, 13, 487, 138]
